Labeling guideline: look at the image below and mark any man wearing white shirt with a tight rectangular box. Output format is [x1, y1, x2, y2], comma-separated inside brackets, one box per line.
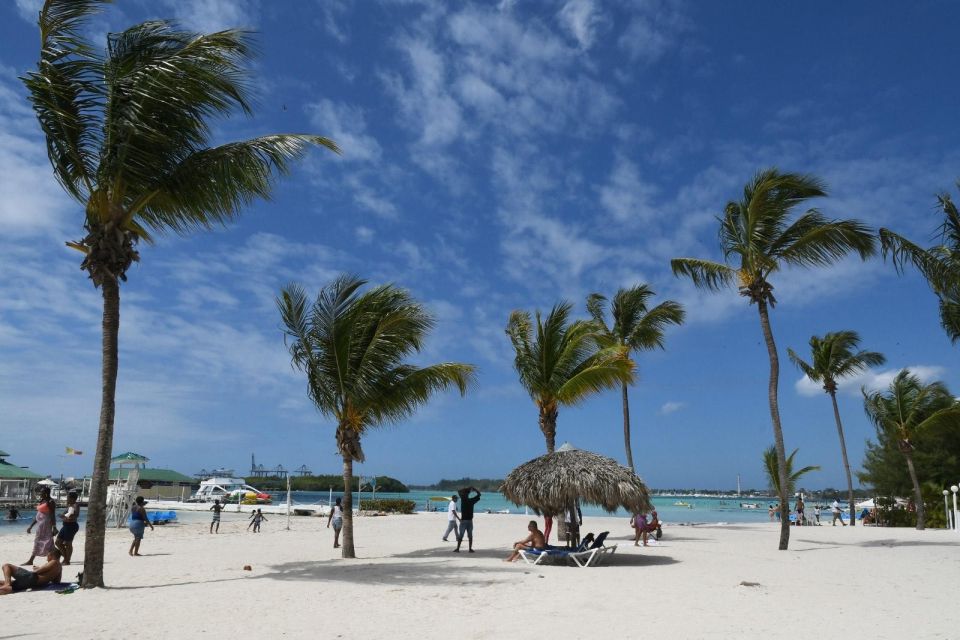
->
[442, 495, 459, 541]
[831, 499, 846, 526]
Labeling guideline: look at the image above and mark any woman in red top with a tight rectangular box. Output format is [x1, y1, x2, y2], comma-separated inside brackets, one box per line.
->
[24, 487, 57, 565]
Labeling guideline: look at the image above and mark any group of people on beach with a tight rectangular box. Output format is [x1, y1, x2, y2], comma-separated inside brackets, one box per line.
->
[766, 498, 850, 526]
[1, 486, 78, 594]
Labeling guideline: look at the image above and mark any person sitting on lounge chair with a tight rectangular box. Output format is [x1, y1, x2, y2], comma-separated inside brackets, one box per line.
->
[504, 520, 546, 562]
[0, 548, 63, 595]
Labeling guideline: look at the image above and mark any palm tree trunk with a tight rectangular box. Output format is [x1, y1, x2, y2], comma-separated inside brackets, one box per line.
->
[756, 300, 791, 550]
[82, 277, 120, 588]
[341, 455, 356, 558]
[903, 450, 926, 530]
[828, 391, 856, 527]
[539, 405, 558, 453]
[622, 383, 635, 472]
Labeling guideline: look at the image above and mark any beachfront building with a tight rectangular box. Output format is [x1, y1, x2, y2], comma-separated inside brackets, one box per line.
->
[0, 449, 45, 503]
[108, 452, 195, 500]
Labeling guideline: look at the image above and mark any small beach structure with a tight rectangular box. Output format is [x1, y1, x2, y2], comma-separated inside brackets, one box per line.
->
[108, 452, 194, 500]
[0, 449, 45, 503]
[501, 442, 653, 515]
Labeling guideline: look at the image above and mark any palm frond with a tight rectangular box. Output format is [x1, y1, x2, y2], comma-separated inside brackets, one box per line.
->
[786, 348, 817, 381]
[361, 363, 477, 428]
[627, 300, 685, 350]
[774, 214, 876, 270]
[670, 258, 735, 291]
[939, 297, 960, 344]
[555, 348, 634, 405]
[880, 228, 959, 298]
[134, 135, 337, 234]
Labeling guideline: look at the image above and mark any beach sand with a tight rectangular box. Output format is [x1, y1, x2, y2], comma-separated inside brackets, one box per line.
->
[1, 512, 957, 639]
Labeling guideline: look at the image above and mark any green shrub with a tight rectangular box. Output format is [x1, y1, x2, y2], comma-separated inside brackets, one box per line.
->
[361, 499, 415, 514]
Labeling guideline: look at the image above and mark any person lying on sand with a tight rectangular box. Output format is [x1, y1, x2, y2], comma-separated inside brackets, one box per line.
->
[504, 521, 546, 562]
[0, 548, 63, 595]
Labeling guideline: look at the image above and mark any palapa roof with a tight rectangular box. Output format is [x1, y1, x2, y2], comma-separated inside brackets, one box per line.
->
[501, 443, 652, 516]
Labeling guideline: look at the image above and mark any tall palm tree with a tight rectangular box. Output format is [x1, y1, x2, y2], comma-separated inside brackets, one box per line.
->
[20, 1, 338, 587]
[880, 183, 960, 343]
[862, 370, 960, 530]
[586, 286, 685, 471]
[505, 302, 634, 454]
[762, 446, 820, 499]
[787, 331, 885, 527]
[671, 168, 876, 550]
[277, 276, 476, 558]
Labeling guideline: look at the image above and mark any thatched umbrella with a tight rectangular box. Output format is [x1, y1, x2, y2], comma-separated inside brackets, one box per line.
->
[501, 443, 653, 515]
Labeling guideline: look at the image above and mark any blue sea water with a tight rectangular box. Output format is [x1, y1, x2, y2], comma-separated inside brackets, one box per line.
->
[0, 492, 780, 537]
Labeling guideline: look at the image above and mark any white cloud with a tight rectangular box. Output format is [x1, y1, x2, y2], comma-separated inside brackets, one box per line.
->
[599, 155, 659, 223]
[307, 99, 381, 163]
[318, 0, 350, 44]
[558, 0, 602, 49]
[355, 226, 375, 243]
[14, 0, 42, 23]
[795, 365, 948, 398]
[617, 0, 690, 64]
[158, 0, 260, 32]
[659, 401, 685, 415]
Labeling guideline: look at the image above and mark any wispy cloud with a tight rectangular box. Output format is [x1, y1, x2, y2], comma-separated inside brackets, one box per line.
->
[158, 0, 261, 32]
[659, 401, 685, 415]
[617, 0, 691, 65]
[557, 0, 603, 50]
[794, 365, 948, 398]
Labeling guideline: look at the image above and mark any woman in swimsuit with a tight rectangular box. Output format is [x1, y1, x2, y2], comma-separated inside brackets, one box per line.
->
[326, 498, 343, 548]
[129, 496, 154, 556]
[24, 487, 57, 565]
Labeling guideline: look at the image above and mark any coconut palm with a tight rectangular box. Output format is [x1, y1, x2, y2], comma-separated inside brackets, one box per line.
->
[505, 302, 635, 454]
[762, 446, 820, 499]
[880, 183, 960, 343]
[862, 370, 960, 530]
[20, 1, 338, 587]
[787, 331, 885, 527]
[277, 276, 476, 558]
[671, 168, 875, 550]
[586, 286, 685, 471]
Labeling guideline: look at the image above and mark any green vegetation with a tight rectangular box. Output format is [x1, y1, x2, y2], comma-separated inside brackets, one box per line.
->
[360, 499, 416, 514]
[587, 286, 684, 472]
[672, 168, 876, 550]
[277, 275, 476, 558]
[787, 331, 885, 526]
[412, 478, 505, 492]
[505, 302, 634, 454]
[762, 446, 820, 497]
[861, 370, 960, 529]
[246, 475, 409, 493]
[880, 183, 960, 343]
[21, 0, 337, 588]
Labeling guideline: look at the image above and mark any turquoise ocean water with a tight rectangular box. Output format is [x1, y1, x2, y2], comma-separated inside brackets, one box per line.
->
[0, 492, 782, 537]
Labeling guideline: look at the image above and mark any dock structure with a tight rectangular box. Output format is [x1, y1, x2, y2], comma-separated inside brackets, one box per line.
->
[249, 454, 288, 479]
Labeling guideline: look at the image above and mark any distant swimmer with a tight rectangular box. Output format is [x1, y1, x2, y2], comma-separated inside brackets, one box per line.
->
[5, 507, 18, 521]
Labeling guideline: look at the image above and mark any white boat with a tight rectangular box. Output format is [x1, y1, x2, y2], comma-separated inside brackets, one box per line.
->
[740, 502, 760, 509]
[673, 501, 692, 508]
[189, 477, 271, 504]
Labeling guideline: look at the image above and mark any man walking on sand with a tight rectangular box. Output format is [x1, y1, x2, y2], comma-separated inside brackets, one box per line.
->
[209, 499, 224, 534]
[454, 487, 481, 553]
[831, 499, 846, 526]
[442, 495, 459, 542]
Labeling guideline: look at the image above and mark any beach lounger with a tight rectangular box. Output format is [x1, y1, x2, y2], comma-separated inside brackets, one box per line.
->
[517, 532, 617, 568]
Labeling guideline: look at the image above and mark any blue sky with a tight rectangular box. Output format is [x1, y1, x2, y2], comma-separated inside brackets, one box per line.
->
[1, 0, 957, 490]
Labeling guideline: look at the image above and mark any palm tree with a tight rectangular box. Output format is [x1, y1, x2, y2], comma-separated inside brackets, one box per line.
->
[586, 286, 684, 471]
[671, 168, 875, 550]
[20, 1, 338, 587]
[505, 302, 634, 454]
[762, 446, 820, 499]
[880, 183, 960, 343]
[787, 331, 885, 527]
[277, 276, 476, 558]
[862, 370, 960, 530]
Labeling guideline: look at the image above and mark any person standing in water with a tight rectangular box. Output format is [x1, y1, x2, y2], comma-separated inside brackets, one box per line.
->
[55, 491, 80, 565]
[24, 487, 56, 565]
[209, 499, 224, 534]
[454, 487, 481, 553]
[326, 498, 343, 548]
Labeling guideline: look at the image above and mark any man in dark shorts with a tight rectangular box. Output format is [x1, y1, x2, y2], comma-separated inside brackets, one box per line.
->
[209, 499, 224, 534]
[0, 549, 63, 595]
[454, 487, 481, 553]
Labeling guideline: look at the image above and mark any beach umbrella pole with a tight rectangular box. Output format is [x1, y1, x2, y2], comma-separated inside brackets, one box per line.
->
[286, 476, 291, 531]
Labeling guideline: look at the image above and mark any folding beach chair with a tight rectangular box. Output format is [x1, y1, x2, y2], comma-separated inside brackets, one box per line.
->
[516, 533, 596, 566]
[565, 531, 617, 567]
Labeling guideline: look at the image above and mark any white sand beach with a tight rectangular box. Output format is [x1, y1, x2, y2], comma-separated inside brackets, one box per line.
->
[2, 513, 958, 639]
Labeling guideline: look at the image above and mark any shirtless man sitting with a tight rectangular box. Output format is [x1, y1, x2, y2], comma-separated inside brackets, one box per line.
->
[504, 520, 546, 562]
[0, 548, 63, 595]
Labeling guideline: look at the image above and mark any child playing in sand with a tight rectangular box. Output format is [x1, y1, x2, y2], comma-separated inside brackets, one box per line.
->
[247, 509, 267, 533]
